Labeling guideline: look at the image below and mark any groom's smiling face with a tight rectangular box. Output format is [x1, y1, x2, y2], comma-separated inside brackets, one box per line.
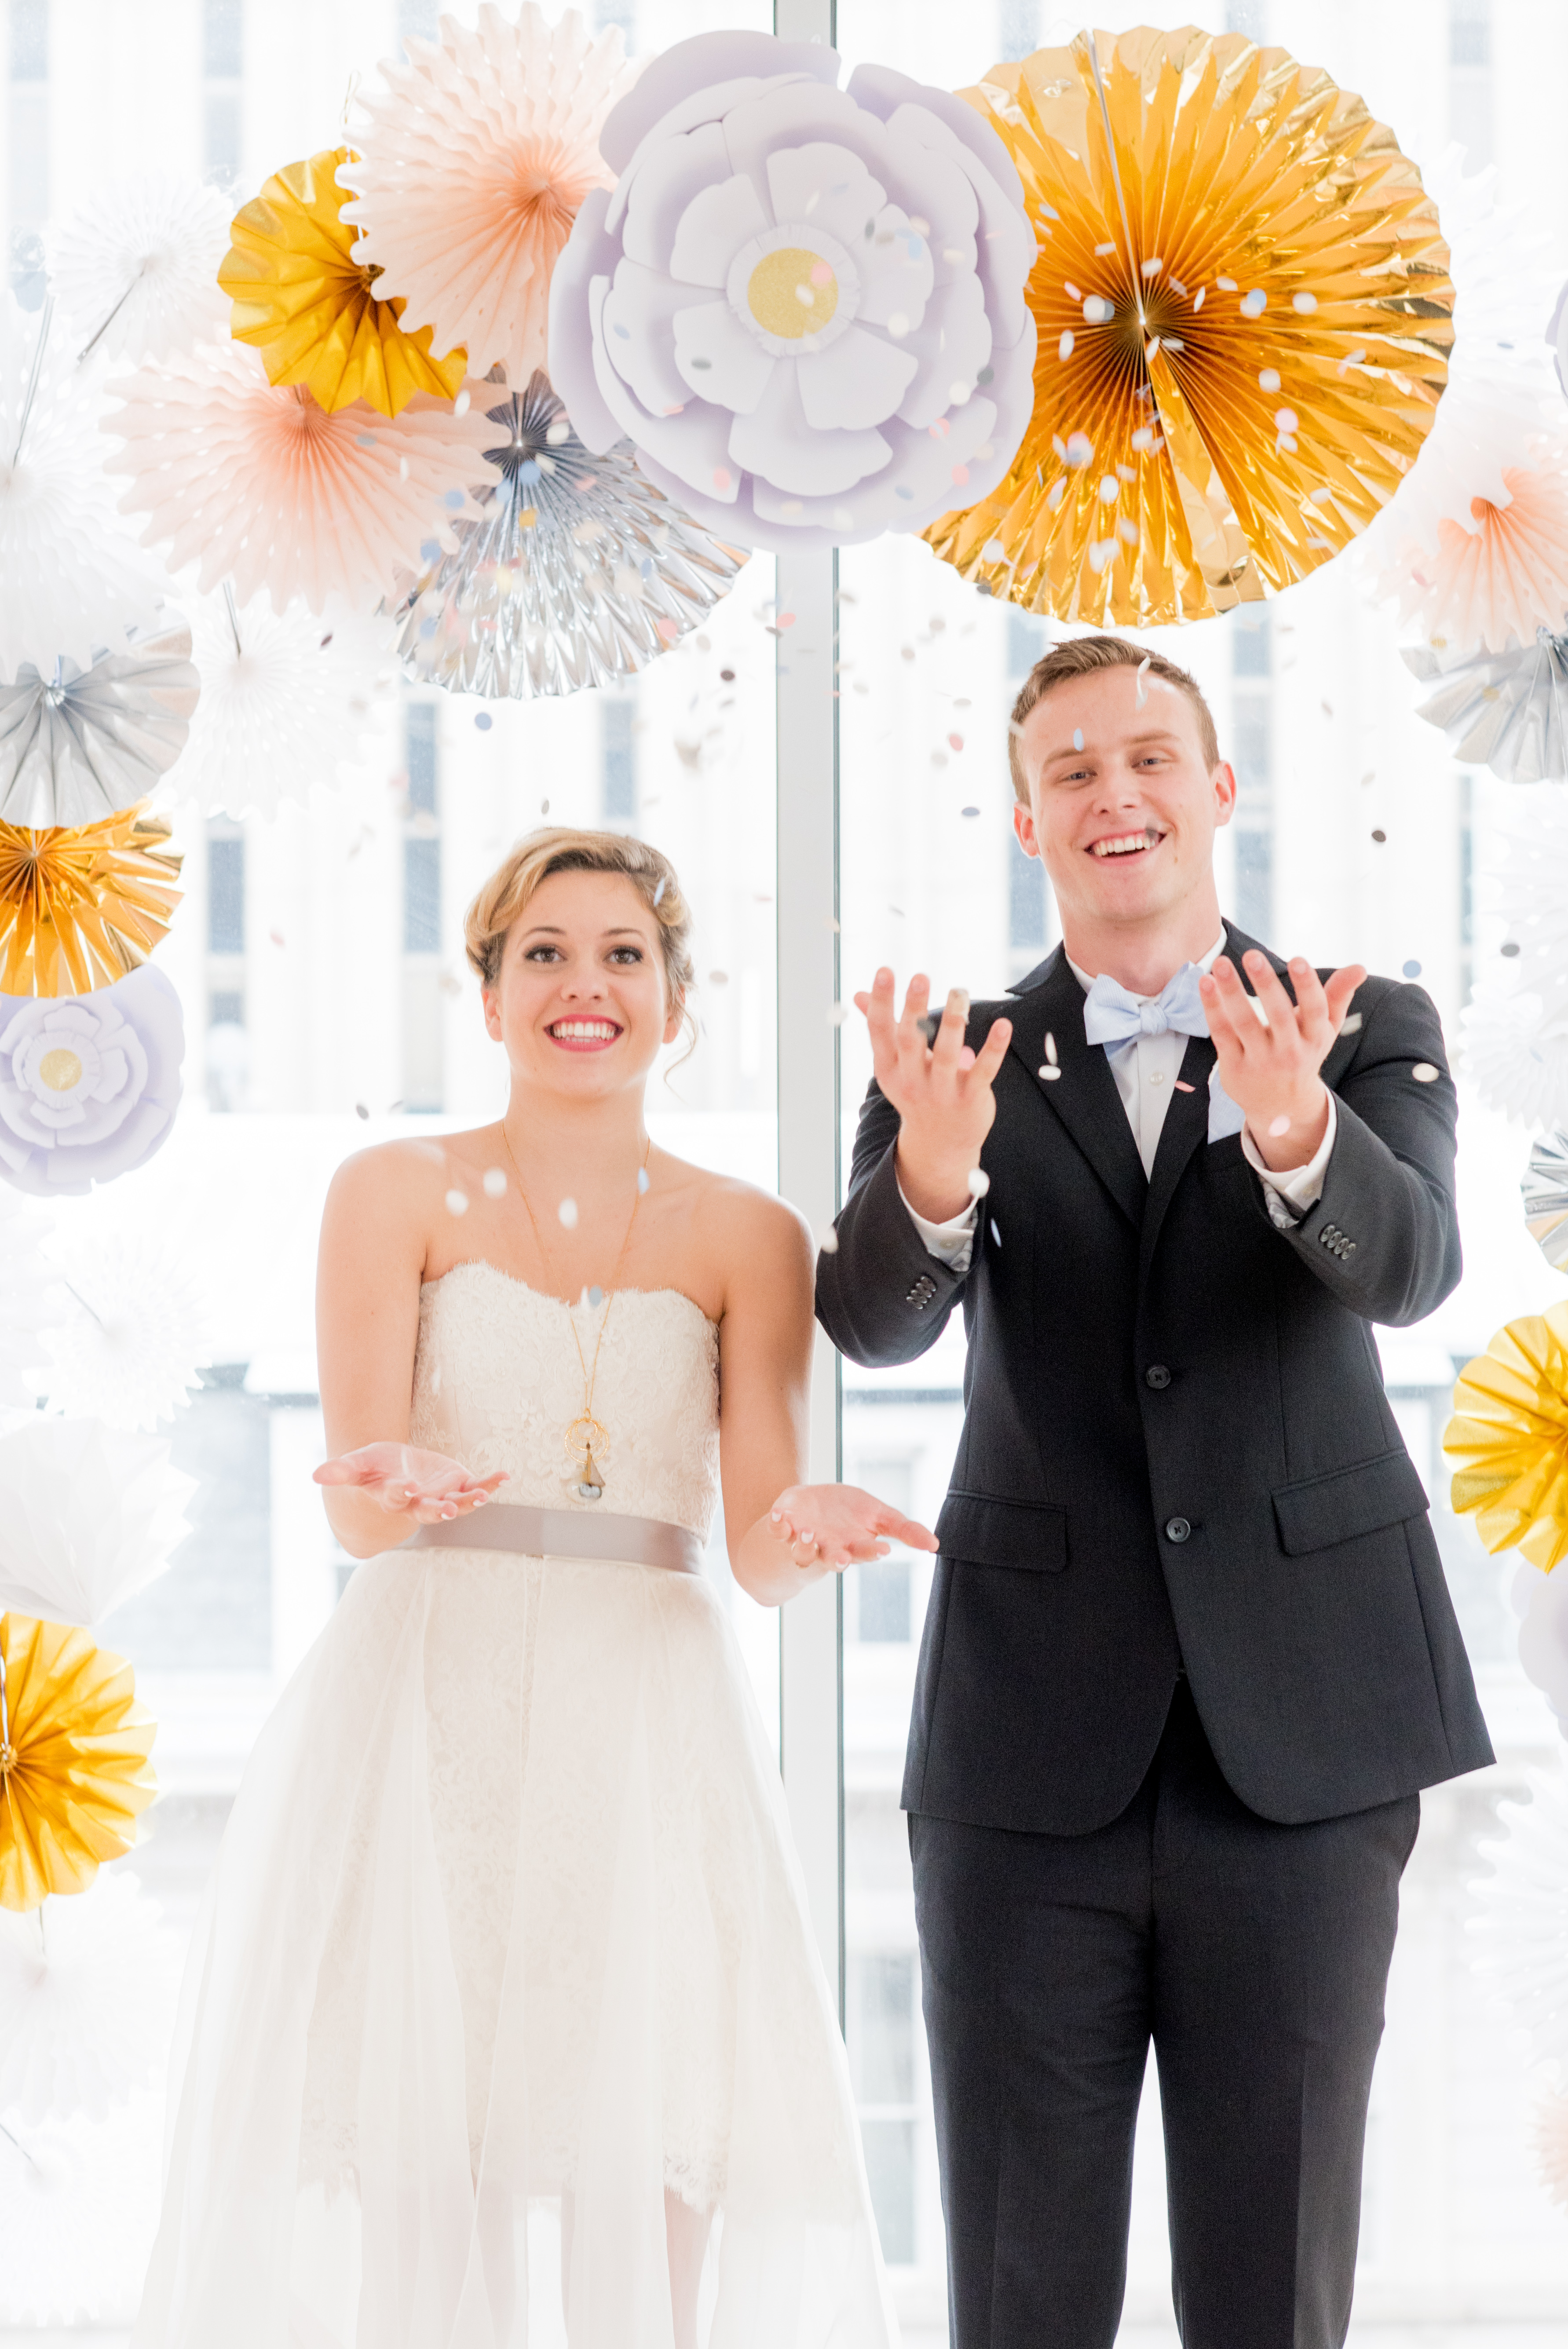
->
[1013, 665, 1236, 936]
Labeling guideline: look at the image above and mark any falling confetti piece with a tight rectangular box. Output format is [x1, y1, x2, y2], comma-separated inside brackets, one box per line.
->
[482, 1166, 506, 1198]
[636, 1165, 651, 1194]
[1267, 1114, 1291, 1137]
[948, 732, 964, 752]
[1339, 1013, 1363, 1036]
[653, 876, 667, 907]
[558, 1198, 578, 1228]
[1045, 1032, 1058, 1065]
[981, 537, 1007, 562]
[1502, 941, 1521, 957]
[446, 1188, 469, 1216]
[720, 667, 736, 682]
[826, 1001, 847, 1026]
[990, 1218, 1002, 1246]
[1174, 1079, 1195, 1092]
[708, 969, 728, 986]
[1371, 829, 1386, 843]
[1259, 368, 1281, 392]
[1039, 1064, 1061, 1080]
[967, 1168, 991, 1198]
[1293, 291, 1318, 314]
[818, 1224, 839, 1255]
[1135, 655, 1151, 709]
[1072, 728, 1085, 750]
[1058, 330, 1075, 360]
[355, 1102, 369, 1120]
[540, 798, 549, 813]
[588, 1284, 604, 1307]
[1402, 959, 1422, 979]
[1412, 1063, 1440, 1083]
[961, 804, 980, 818]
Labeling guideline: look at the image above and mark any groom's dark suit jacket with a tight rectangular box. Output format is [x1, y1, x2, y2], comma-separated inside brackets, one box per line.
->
[817, 924, 1493, 1834]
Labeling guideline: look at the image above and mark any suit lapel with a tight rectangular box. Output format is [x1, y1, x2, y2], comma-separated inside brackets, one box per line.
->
[1139, 1029, 1217, 1283]
[1005, 948, 1146, 1227]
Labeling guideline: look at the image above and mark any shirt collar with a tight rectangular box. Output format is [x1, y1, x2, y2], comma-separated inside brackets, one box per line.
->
[1066, 929, 1228, 1001]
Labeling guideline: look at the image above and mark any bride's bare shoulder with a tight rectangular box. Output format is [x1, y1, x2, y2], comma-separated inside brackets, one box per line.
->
[325, 1132, 474, 1215]
[658, 1154, 813, 1289]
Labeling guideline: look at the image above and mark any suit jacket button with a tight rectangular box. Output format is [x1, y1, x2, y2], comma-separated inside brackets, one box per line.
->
[1145, 1364, 1172, 1389]
[1165, 1516, 1192, 1543]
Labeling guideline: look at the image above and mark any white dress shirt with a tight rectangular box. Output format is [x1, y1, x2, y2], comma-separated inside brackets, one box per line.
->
[902, 932, 1338, 1273]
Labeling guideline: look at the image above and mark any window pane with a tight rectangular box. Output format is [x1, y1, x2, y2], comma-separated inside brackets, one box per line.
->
[208, 833, 245, 953]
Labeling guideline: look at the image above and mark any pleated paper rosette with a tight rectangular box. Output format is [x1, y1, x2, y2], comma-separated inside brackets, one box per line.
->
[548, 29, 1038, 552]
[0, 802, 182, 998]
[0, 2083, 164, 2323]
[0, 618, 200, 829]
[0, 1418, 194, 1626]
[0, 1614, 156, 1913]
[0, 1191, 59, 1410]
[164, 585, 395, 818]
[221, 148, 468, 418]
[1405, 632, 1568, 783]
[0, 1871, 182, 2123]
[393, 372, 746, 697]
[37, 1225, 211, 1428]
[104, 338, 498, 615]
[1445, 1304, 1568, 1571]
[48, 170, 231, 367]
[340, 3, 636, 390]
[1471, 1765, 1568, 2072]
[923, 25, 1453, 625]
[0, 297, 163, 676]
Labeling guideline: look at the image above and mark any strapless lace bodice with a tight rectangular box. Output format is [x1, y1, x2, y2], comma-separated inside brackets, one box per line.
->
[409, 1261, 720, 1536]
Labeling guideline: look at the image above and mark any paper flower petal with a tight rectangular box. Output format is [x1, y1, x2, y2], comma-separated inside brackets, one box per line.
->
[0, 1871, 181, 2124]
[103, 339, 498, 615]
[0, 805, 182, 1000]
[0, 1420, 193, 1624]
[221, 148, 466, 418]
[0, 298, 163, 676]
[924, 27, 1452, 625]
[548, 30, 1036, 552]
[37, 1226, 210, 1429]
[0, 966, 183, 1190]
[1444, 1303, 1568, 1569]
[1404, 631, 1568, 784]
[162, 586, 394, 819]
[392, 370, 744, 698]
[0, 1615, 156, 1913]
[0, 620, 199, 830]
[338, 4, 636, 390]
[47, 171, 230, 366]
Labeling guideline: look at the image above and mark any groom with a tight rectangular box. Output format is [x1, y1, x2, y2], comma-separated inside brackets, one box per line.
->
[816, 634, 1492, 2349]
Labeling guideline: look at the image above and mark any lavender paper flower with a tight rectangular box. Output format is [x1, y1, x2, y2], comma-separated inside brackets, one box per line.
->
[548, 30, 1037, 552]
[0, 963, 183, 1196]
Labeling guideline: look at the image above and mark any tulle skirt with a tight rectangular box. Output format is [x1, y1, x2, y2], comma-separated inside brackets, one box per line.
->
[133, 1543, 895, 2349]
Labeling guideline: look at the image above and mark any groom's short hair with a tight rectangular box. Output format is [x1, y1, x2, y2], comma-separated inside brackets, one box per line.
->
[1009, 635, 1220, 803]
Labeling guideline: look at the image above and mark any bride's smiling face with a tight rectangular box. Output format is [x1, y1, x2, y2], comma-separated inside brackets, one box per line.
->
[482, 869, 682, 1096]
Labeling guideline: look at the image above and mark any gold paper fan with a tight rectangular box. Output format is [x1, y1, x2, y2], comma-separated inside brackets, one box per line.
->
[0, 800, 183, 997]
[0, 1615, 156, 1912]
[220, 147, 468, 418]
[925, 26, 1453, 625]
[1444, 1303, 1568, 1573]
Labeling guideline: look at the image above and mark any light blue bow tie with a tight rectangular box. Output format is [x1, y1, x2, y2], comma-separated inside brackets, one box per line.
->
[1082, 963, 1210, 1050]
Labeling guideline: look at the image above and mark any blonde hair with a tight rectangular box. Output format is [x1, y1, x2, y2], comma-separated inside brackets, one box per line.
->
[464, 827, 697, 1057]
[1008, 634, 1219, 802]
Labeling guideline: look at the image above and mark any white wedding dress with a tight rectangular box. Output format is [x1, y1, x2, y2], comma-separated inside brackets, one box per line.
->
[135, 1264, 895, 2349]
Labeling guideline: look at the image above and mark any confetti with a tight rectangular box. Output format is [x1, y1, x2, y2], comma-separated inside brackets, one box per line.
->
[967, 1168, 991, 1198]
[1259, 368, 1281, 392]
[719, 666, 736, 682]
[482, 1166, 506, 1198]
[355, 1102, 369, 1120]
[1073, 728, 1085, 750]
[558, 1198, 578, 1229]
[1058, 330, 1075, 361]
[1174, 1080, 1195, 1092]
[445, 1188, 469, 1216]
[1411, 1063, 1440, 1083]
[475, 712, 492, 731]
[1082, 295, 1115, 325]
[1274, 407, 1298, 436]
[1501, 940, 1521, 957]
[1192, 286, 1206, 311]
[540, 797, 549, 813]
[1371, 828, 1386, 844]
[637, 1166, 651, 1194]
[1292, 292, 1319, 314]
[826, 1001, 847, 1025]
[588, 1285, 604, 1308]
[1267, 1115, 1291, 1137]
[818, 1224, 839, 1255]
[1039, 1064, 1061, 1081]
[1045, 1031, 1058, 1067]
[1216, 276, 1237, 292]
[948, 732, 964, 752]
[1064, 431, 1094, 467]
[1402, 959, 1422, 979]
[1338, 1013, 1363, 1036]
[1135, 655, 1151, 708]
[990, 1218, 1002, 1246]
[708, 969, 728, 986]
[653, 875, 667, 907]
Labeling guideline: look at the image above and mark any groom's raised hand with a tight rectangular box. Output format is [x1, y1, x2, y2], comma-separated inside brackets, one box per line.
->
[1199, 950, 1366, 1173]
[854, 968, 1012, 1222]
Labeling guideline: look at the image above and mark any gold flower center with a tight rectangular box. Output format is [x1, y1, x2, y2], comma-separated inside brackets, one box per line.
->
[747, 248, 838, 340]
[37, 1048, 83, 1092]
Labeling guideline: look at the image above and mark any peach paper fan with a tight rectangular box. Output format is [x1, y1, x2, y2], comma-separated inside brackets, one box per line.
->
[1384, 441, 1568, 654]
[339, 4, 636, 390]
[220, 149, 467, 418]
[102, 340, 498, 616]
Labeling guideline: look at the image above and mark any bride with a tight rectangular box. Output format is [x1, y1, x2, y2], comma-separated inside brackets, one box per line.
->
[135, 827, 928, 2349]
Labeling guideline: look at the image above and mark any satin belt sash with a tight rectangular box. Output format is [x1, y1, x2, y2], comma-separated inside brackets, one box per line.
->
[407, 1501, 703, 1576]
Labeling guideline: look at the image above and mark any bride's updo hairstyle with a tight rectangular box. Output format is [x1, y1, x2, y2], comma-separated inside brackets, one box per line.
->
[464, 827, 698, 1058]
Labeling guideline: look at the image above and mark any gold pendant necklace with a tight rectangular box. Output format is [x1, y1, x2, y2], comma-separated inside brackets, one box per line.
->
[500, 1122, 650, 1503]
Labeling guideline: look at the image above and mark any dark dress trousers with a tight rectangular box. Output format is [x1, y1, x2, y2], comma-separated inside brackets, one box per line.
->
[816, 925, 1492, 2349]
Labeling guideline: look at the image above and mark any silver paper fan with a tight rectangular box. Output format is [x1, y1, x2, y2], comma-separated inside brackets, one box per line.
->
[391, 371, 744, 699]
[1523, 1130, 1568, 1271]
[1403, 632, 1568, 784]
[0, 619, 199, 827]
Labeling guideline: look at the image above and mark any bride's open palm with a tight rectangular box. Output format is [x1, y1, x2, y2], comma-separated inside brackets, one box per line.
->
[313, 1441, 506, 1522]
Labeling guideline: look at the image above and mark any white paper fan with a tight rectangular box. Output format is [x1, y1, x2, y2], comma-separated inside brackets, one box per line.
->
[0, 1873, 182, 2125]
[1473, 785, 1568, 986]
[0, 296, 162, 675]
[48, 171, 230, 367]
[0, 1417, 194, 1624]
[1404, 632, 1568, 784]
[1459, 983, 1568, 1129]
[0, 2083, 164, 2323]
[38, 1224, 211, 1427]
[1470, 1763, 1568, 2071]
[162, 584, 396, 818]
[0, 1191, 61, 1411]
[1425, 146, 1561, 397]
